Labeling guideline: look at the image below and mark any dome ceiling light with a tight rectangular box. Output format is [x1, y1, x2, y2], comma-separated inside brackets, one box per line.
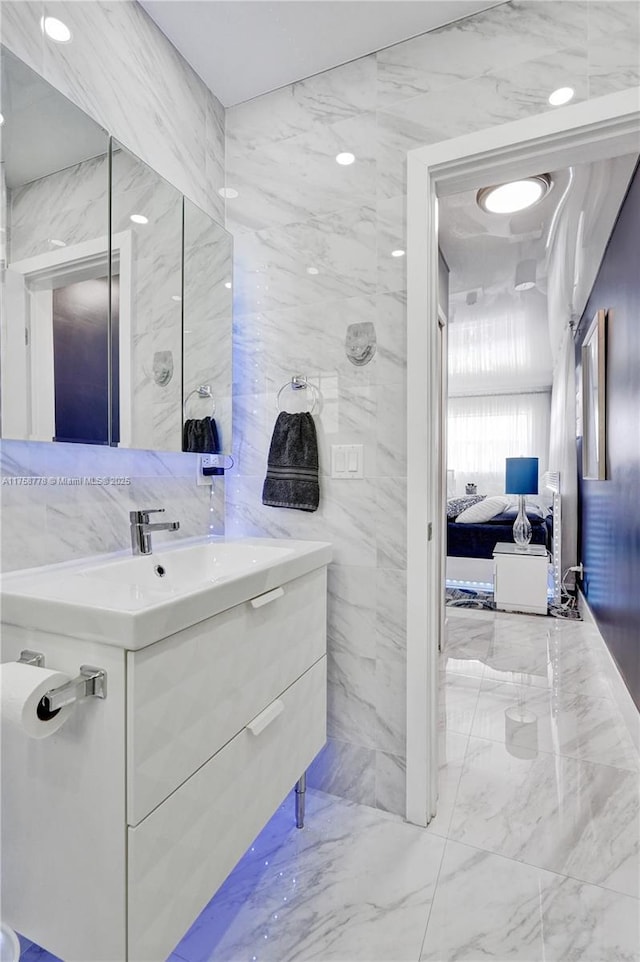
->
[476, 174, 552, 214]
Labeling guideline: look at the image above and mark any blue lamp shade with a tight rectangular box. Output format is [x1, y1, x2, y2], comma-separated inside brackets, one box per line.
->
[505, 457, 539, 495]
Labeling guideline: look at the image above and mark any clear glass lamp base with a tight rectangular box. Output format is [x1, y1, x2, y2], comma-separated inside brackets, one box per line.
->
[513, 494, 532, 548]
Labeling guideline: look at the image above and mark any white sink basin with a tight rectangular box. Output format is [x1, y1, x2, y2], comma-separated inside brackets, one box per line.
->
[80, 541, 294, 593]
[0, 537, 332, 649]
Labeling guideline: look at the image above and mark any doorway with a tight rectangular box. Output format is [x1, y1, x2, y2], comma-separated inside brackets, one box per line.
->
[405, 88, 640, 826]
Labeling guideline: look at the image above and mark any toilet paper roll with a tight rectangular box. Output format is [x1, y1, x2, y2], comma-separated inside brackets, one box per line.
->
[0, 662, 74, 739]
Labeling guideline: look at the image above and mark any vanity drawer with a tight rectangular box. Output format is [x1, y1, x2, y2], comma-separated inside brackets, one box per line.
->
[126, 567, 327, 825]
[127, 655, 326, 962]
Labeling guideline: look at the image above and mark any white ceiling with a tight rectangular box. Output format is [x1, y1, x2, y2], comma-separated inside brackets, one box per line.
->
[440, 153, 639, 395]
[140, 0, 504, 107]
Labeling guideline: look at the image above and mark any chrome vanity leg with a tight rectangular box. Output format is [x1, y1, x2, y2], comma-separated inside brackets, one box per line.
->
[295, 772, 306, 829]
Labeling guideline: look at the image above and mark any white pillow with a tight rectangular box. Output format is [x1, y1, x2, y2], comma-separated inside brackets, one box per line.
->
[504, 496, 547, 518]
[455, 495, 509, 523]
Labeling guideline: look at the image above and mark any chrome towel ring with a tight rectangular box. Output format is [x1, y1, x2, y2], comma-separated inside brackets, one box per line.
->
[183, 384, 216, 418]
[276, 375, 320, 414]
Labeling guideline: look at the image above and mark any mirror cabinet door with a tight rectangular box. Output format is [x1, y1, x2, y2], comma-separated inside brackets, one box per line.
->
[110, 141, 183, 451]
[182, 199, 232, 456]
[1, 46, 111, 444]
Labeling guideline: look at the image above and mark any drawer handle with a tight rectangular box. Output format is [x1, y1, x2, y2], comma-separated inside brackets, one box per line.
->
[247, 699, 284, 736]
[250, 586, 284, 609]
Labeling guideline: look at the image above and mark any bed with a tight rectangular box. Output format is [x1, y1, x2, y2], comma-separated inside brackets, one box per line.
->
[446, 474, 561, 601]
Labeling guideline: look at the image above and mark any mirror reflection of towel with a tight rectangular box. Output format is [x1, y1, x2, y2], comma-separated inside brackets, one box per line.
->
[182, 416, 220, 458]
[262, 412, 319, 511]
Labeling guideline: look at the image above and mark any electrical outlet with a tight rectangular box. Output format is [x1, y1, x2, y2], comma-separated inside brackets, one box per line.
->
[197, 454, 213, 485]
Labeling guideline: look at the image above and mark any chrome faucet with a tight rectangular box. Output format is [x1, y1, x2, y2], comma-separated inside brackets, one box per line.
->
[129, 509, 180, 556]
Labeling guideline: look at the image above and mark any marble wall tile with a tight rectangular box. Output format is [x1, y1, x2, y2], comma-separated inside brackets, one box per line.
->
[328, 565, 378, 661]
[375, 478, 407, 569]
[375, 567, 406, 664]
[233, 204, 377, 315]
[307, 737, 377, 807]
[39, 1, 216, 218]
[226, 112, 377, 234]
[205, 95, 226, 225]
[0, 440, 218, 570]
[0, 2, 44, 73]
[226, 55, 377, 152]
[376, 0, 588, 110]
[226, 475, 377, 568]
[376, 195, 407, 293]
[374, 749, 406, 816]
[328, 649, 378, 749]
[375, 381, 407, 478]
[374, 654, 406, 755]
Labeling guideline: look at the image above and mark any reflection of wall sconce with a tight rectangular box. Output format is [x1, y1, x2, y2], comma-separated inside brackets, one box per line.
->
[152, 350, 174, 387]
[345, 321, 376, 366]
[504, 705, 538, 759]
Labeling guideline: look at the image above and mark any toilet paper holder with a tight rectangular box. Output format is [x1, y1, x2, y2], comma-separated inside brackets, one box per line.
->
[18, 650, 107, 712]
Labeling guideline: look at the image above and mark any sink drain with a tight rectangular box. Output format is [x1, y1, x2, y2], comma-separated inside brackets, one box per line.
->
[154, 564, 166, 578]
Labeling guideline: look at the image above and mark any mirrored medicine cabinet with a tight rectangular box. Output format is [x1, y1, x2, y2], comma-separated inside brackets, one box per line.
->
[0, 45, 232, 454]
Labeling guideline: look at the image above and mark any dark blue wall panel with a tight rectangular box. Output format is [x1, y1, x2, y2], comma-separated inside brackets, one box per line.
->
[577, 161, 640, 709]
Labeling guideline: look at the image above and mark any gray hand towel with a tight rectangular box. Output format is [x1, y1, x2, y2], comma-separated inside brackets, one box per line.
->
[262, 412, 319, 512]
[182, 416, 220, 455]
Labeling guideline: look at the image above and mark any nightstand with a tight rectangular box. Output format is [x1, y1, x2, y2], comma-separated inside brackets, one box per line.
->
[493, 542, 549, 615]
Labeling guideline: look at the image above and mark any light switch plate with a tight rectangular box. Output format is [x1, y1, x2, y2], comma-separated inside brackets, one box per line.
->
[331, 444, 364, 478]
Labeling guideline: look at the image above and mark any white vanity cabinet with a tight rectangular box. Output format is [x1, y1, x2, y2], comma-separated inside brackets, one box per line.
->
[1, 546, 329, 962]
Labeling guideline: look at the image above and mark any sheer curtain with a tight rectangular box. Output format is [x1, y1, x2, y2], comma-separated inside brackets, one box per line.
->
[447, 392, 551, 496]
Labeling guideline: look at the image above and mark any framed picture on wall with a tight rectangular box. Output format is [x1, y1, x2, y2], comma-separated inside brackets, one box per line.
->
[582, 308, 607, 480]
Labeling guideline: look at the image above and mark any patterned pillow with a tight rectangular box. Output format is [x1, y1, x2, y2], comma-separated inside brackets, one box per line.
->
[455, 496, 509, 523]
[447, 495, 485, 519]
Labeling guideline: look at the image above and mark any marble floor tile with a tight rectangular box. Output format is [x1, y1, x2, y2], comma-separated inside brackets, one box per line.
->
[438, 672, 482, 735]
[472, 678, 640, 772]
[449, 735, 640, 897]
[425, 731, 469, 839]
[421, 839, 640, 962]
[175, 790, 445, 962]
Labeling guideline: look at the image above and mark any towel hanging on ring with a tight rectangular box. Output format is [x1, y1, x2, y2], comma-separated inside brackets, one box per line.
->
[262, 412, 319, 512]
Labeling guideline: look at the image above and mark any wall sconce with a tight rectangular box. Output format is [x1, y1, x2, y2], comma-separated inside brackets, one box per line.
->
[514, 259, 537, 291]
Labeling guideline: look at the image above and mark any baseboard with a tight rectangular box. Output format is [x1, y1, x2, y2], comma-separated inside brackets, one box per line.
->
[578, 589, 640, 754]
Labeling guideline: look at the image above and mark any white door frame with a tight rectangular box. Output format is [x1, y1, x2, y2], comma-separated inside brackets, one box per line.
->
[405, 87, 640, 826]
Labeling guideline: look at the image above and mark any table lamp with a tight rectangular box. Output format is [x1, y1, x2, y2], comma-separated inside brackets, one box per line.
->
[505, 457, 538, 548]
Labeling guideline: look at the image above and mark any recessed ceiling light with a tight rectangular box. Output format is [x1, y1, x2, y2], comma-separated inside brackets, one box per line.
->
[40, 15, 72, 43]
[391, 249, 405, 258]
[548, 86, 574, 106]
[306, 266, 319, 275]
[171, 295, 182, 302]
[224, 281, 232, 289]
[218, 187, 239, 199]
[0, 113, 4, 126]
[335, 152, 355, 166]
[49, 238, 66, 248]
[477, 174, 552, 214]
[130, 213, 148, 225]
